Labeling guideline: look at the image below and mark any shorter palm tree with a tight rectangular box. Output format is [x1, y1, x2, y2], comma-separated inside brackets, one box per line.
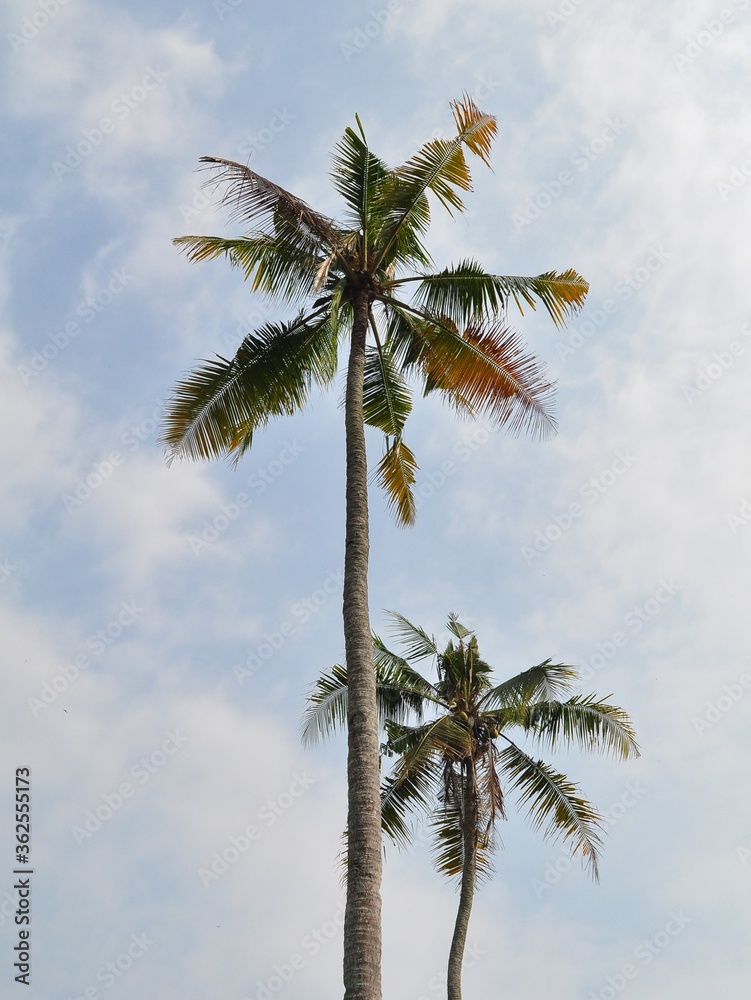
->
[303, 612, 639, 1000]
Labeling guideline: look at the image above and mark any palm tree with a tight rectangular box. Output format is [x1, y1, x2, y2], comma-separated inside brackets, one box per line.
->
[303, 612, 639, 1000]
[163, 96, 588, 1000]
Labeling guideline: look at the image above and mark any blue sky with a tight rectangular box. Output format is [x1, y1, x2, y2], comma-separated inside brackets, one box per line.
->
[2, 0, 750, 997]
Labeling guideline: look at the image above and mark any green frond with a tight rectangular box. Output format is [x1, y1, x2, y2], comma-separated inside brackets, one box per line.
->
[162, 310, 337, 464]
[497, 741, 603, 879]
[407, 259, 505, 326]
[384, 610, 439, 661]
[479, 659, 579, 712]
[438, 638, 483, 695]
[384, 716, 472, 780]
[521, 696, 641, 760]
[302, 652, 434, 747]
[380, 303, 436, 371]
[446, 612, 471, 640]
[372, 636, 439, 705]
[417, 319, 556, 439]
[373, 96, 496, 272]
[362, 341, 413, 436]
[374, 437, 418, 527]
[330, 125, 391, 252]
[173, 233, 326, 303]
[301, 663, 349, 747]
[491, 270, 589, 328]
[401, 263, 588, 330]
[381, 755, 444, 849]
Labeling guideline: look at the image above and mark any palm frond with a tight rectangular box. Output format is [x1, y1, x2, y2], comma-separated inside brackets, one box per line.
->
[330, 125, 391, 252]
[380, 755, 444, 849]
[362, 340, 412, 436]
[450, 92, 497, 166]
[197, 156, 340, 250]
[374, 438, 418, 527]
[384, 610, 439, 661]
[173, 233, 326, 303]
[430, 800, 467, 880]
[301, 663, 350, 746]
[521, 696, 641, 760]
[163, 310, 337, 464]
[371, 635, 438, 703]
[384, 716, 472, 773]
[477, 743, 506, 827]
[302, 653, 435, 747]
[490, 270, 589, 328]
[431, 769, 495, 884]
[374, 95, 496, 271]
[417, 318, 556, 439]
[497, 741, 603, 879]
[401, 263, 589, 330]
[446, 612, 471, 640]
[479, 659, 579, 712]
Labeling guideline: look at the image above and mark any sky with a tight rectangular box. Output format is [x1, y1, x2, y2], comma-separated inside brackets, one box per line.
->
[1, 0, 750, 997]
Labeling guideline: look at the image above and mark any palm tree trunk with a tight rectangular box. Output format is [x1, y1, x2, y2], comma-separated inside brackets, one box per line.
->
[447, 768, 477, 1000]
[342, 288, 382, 1000]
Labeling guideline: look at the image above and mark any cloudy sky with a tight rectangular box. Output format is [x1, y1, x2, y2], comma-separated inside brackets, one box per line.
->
[2, 0, 750, 997]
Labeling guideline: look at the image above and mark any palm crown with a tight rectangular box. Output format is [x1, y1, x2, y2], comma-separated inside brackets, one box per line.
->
[303, 612, 639, 1000]
[163, 96, 588, 524]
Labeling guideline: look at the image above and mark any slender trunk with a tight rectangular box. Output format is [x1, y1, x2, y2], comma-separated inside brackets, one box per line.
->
[342, 288, 382, 1000]
[447, 766, 477, 1000]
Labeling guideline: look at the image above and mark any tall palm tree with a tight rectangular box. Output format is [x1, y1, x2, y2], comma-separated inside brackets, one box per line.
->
[163, 96, 588, 1000]
[303, 612, 639, 1000]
